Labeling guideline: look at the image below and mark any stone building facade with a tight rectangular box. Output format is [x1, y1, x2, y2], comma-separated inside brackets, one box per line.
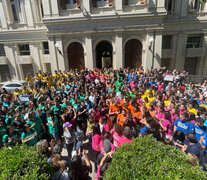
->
[0, 0, 207, 81]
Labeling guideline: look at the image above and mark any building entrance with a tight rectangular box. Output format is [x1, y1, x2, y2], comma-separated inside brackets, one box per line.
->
[96, 41, 113, 68]
[67, 42, 85, 70]
[124, 39, 142, 68]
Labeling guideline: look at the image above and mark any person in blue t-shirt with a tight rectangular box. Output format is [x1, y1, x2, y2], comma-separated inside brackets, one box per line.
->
[174, 112, 194, 135]
[194, 118, 206, 142]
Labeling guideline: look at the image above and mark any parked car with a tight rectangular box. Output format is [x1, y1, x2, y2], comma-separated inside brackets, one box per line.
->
[1, 81, 28, 93]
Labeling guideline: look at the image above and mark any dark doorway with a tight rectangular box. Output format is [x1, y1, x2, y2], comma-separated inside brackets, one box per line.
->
[96, 41, 113, 68]
[124, 39, 142, 69]
[67, 42, 85, 70]
[0, 65, 11, 81]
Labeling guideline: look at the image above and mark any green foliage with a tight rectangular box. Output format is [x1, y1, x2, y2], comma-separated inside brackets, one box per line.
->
[0, 144, 54, 180]
[104, 136, 207, 180]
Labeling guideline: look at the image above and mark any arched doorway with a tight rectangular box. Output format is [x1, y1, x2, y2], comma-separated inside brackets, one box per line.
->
[96, 41, 113, 68]
[67, 42, 85, 70]
[124, 39, 142, 69]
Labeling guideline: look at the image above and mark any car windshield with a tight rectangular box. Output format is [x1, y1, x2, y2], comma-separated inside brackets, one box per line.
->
[5, 84, 22, 87]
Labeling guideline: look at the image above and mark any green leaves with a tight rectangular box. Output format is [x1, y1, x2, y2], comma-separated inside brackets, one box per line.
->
[104, 136, 207, 179]
[0, 145, 54, 180]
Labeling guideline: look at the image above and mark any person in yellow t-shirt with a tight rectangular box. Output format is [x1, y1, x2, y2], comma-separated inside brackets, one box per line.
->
[38, 70, 43, 79]
[14, 89, 22, 97]
[144, 97, 150, 109]
[53, 70, 58, 78]
[22, 86, 30, 95]
[147, 92, 155, 102]
[26, 74, 33, 83]
[188, 103, 197, 115]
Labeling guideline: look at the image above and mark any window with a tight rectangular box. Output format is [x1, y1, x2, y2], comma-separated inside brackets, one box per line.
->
[42, 42, 49, 54]
[60, 0, 80, 9]
[0, 44, 6, 56]
[10, 0, 22, 22]
[165, 0, 175, 13]
[18, 44, 30, 56]
[162, 35, 172, 49]
[184, 57, 198, 75]
[5, 84, 21, 88]
[186, 36, 202, 48]
[96, 0, 109, 7]
[161, 58, 171, 69]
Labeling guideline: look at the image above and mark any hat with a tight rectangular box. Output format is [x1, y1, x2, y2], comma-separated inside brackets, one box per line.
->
[103, 139, 111, 153]
[64, 122, 72, 128]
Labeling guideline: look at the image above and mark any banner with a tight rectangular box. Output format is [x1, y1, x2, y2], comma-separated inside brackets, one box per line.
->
[164, 75, 174, 82]
[19, 95, 30, 102]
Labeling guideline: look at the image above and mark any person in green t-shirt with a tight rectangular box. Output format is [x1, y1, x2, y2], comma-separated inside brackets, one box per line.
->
[21, 125, 37, 146]
[61, 97, 68, 110]
[2, 125, 19, 147]
[0, 120, 6, 147]
[51, 100, 61, 116]
[47, 110, 59, 141]
[26, 111, 45, 140]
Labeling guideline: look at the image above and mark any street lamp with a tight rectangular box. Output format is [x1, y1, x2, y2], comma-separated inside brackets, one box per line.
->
[55, 42, 63, 56]
[149, 37, 154, 51]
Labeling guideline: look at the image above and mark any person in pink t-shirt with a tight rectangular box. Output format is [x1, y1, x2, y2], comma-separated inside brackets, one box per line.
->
[111, 123, 123, 148]
[159, 112, 172, 139]
[157, 81, 163, 92]
[99, 132, 115, 154]
[170, 108, 178, 126]
[119, 127, 132, 146]
[92, 123, 102, 172]
[156, 106, 165, 122]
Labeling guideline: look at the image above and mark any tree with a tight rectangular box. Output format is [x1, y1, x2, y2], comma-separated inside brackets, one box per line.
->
[104, 136, 207, 179]
[0, 145, 54, 180]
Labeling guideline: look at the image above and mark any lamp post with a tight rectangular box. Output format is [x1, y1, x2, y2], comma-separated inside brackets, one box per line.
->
[55, 42, 63, 56]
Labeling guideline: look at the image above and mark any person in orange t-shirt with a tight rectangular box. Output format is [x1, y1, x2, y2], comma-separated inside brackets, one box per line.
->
[131, 106, 142, 122]
[117, 109, 127, 127]
[109, 100, 120, 125]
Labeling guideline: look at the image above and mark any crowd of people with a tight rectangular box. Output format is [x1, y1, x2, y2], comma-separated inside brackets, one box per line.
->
[0, 67, 207, 179]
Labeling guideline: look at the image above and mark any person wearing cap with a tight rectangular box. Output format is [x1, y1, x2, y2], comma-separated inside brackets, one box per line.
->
[173, 112, 195, 135]
[194, 118, 206, 143]
[63, 122, 75, 161]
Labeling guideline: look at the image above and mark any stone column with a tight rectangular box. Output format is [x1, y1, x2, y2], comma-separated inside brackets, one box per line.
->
[55, 37, 65, 71]
[30, 42, 42, 73]
[83, 0, 91, 14]
[50, 0, 59, 17]
[148, 0, 156, 11]
[115, 33, 123, 69]
[153, 31, 162, 69]
[144, 31, 154, 71]
[175, 34, 187, 71]
[48, 37, 59, 72]
[157, 0, 166, 12]
[4, 44, 20, 80]
[180, 0, 189, 17]
[41, 0, 51, 17]
[0, 0, 8, 29]
[24, 0, 35, 27]
[85, 35, 94, 70]
[115, 0, 122, 12]
[202, 34, 207, 75]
